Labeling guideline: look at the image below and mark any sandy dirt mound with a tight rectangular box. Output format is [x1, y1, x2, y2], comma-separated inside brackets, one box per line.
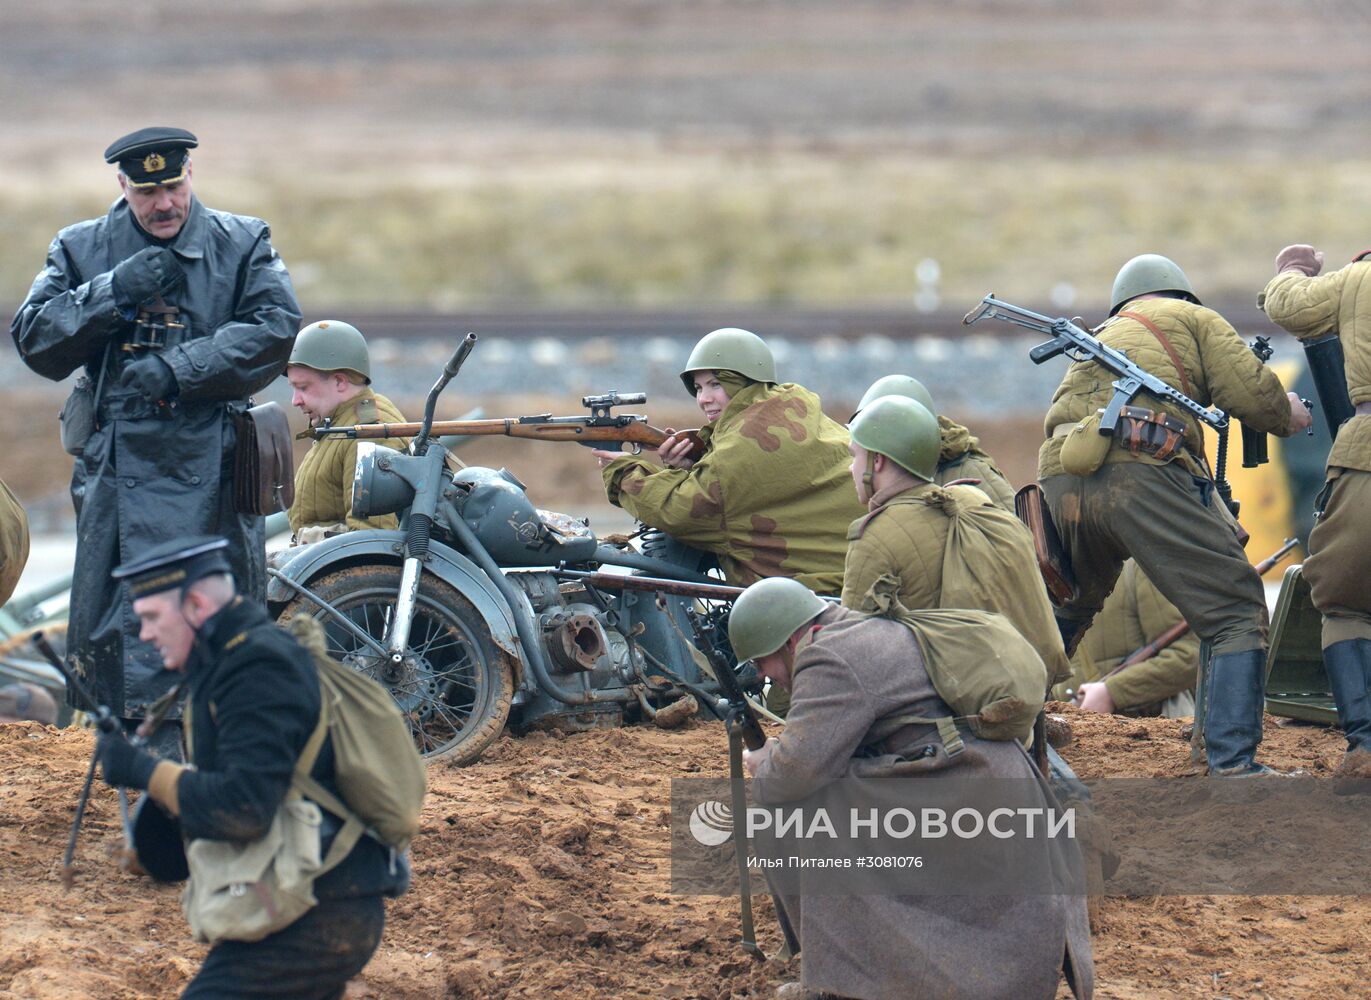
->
[1, 708, 1366, 998]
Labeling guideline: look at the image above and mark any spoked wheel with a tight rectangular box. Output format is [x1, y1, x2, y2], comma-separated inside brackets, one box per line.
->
[279, 566, 514, 765]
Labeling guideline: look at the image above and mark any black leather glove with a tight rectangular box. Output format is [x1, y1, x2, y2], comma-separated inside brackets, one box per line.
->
[97, 731, 158, 790]
[119, 355, 178, 403]
[111, 246, 185, 310]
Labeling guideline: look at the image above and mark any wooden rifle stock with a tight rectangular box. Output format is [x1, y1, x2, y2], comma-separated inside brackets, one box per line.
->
[1103, 538, 1300, 679]
[313, 416, 706, 461]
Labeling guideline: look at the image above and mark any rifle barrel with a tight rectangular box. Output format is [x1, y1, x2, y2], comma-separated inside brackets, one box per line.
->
[554, 570, 743, 600]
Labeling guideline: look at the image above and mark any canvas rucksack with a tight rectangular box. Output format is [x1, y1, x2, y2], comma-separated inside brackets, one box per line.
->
[859, 578, 1046, 750]
[285, 615, 426, 854]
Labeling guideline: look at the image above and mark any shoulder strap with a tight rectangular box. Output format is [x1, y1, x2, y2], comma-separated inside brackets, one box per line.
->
[1115, 308, 1214, 470]
[1116, 310, 1194, 398]
[288, 697, 369, 877]
[1352, 249, 1371, 263]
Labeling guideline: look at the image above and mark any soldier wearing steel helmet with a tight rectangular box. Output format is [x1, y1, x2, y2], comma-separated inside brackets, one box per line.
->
[842, 393, 1071, 685]
[594, 327, 863, 593]
[9, 127, 300, 733]
[729, 577, 1093, 1000]
[1039, 254, 1310, 777]
[853, 374, 1015, 510]
[285, 320, 410, 542]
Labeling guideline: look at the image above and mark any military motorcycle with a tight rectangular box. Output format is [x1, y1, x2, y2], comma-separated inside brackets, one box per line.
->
[266, 336, 745, 765]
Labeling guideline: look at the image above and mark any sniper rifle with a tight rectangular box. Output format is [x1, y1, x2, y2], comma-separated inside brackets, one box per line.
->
[313, 390, 706, 462]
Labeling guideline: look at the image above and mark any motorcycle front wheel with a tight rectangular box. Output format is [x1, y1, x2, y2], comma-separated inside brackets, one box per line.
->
[278, 565, 514, 765]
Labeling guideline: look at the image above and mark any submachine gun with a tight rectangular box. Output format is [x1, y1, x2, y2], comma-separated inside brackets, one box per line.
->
[313, 390, 706, 461]
[964, 295, 1242, 514]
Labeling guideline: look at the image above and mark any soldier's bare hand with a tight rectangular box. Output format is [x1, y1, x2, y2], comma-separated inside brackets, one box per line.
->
[592, 448, 622, 470]
[656, 429, 697, 470]
[1286, 393, 1313, 435]
[743, 737, 779, 776]
[1075, 682, 1115, 715]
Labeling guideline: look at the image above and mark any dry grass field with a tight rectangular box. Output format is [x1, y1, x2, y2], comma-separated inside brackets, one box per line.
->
[2, 0, 1370, 313]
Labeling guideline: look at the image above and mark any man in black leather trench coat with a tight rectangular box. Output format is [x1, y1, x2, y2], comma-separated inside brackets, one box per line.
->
[9, 127, 301, 733]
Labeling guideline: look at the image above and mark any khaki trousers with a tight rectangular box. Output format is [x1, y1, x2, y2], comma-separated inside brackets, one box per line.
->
[1305, 467, 1371, 647]
[1041, 462, 1267, 656]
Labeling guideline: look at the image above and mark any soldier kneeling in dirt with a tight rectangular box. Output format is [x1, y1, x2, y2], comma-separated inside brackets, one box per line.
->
[97, 536, 408, 998]
[285, 320, 410, 544]
[731, 578, 1093, 1000]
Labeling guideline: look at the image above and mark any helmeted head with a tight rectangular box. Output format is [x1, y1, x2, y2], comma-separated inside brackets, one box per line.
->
[851, 374, 936, 421]
[678, 327, 777, 398]
[728, 577, 828, 689]
[106, 126, 198, 240]
[1108, 254, 1200, 316]
[847, 395, 940, 501]
[286, 320, 372, 425]
[113, 536, 236, 671]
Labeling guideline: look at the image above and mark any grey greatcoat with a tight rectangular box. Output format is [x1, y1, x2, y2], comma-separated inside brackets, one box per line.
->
[750, 605, 1093, 1000]
[10, 196, 300, 717]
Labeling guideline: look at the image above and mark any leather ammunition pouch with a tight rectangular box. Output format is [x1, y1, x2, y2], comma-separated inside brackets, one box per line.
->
[233, 402, 295, 515]
[1116, 405, 1186, 462]
[1014, 483, 1078, 607]
[59, 377, 98, 456]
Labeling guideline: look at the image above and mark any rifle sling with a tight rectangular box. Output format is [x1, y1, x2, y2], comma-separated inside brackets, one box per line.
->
[1115, 309, 1213, 472]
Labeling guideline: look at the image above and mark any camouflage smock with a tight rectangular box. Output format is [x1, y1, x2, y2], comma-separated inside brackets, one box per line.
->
[1038, 298, 1292, 479]
[602, 381, 864, 592]
[1260, 256, 1371, 472]
[288, 388, 409, 535]
[936, 415, 1015, 510]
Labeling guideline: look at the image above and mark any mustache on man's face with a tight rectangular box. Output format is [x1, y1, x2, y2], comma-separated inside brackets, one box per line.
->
[150, 208, 183, 223]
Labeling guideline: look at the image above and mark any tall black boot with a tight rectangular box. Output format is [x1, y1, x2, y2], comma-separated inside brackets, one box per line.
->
[1323, 639, 1371, 794]
[1203, 648, 1282, 776]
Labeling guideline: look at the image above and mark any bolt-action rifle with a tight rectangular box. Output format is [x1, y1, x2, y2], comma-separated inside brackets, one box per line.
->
[312, 390, 706, 462]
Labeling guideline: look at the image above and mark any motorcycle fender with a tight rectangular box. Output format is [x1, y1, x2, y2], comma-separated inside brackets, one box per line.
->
[266, 530, 522, 664]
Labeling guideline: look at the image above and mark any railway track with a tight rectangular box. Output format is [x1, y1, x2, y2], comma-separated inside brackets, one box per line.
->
[298, 300, 1276, 342]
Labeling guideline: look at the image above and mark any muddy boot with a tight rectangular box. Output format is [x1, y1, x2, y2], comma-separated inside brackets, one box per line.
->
[652, 694, 698, 730]
[1204, 648, 1289, 777]
[1323, 639, 1371, 794]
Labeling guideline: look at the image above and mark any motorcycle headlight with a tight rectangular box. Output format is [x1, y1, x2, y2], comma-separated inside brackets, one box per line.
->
[352, 442, 415, 518]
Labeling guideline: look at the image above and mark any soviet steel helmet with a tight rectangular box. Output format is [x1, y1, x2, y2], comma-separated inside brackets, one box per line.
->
[728, 577, 829, 663]
[288, 320, 371, 383]
[1108, 254, 1200, 316]
[852, 374, 936, 421]
[679, 327, 777, 396]
[848, 395, 940, 481]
